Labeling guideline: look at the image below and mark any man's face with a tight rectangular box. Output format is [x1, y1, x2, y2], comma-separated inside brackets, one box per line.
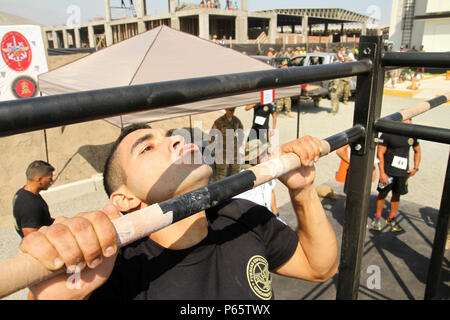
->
[225, 108, 235, 118]
[116, 128, 212, 205]
[39, 173, 53, 191]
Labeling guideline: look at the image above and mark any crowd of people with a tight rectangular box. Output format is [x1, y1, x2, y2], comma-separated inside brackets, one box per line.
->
[199, 0, 238, 10]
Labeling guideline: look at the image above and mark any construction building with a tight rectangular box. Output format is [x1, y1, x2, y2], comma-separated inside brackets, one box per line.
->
[43, 0, 377, 50]
[389, 0, 450, 51]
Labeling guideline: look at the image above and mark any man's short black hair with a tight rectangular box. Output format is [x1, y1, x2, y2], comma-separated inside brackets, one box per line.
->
[26, 160, 55, 181]
[103, 123, 152, 197]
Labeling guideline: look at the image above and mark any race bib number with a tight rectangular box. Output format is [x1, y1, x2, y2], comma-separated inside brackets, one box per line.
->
[254, 116, 266, 126]
[391, 156, 408, 170]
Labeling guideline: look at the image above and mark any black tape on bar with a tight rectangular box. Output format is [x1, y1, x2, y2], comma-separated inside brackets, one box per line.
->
[428, 95, 448, 108]
[383, 112, 403, 122]
[159, 170, 256, 222]
[324, 125, 366, 151]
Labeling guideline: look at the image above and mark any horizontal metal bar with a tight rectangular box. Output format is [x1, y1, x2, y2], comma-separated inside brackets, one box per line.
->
[374, 119, 450, 144]
[0, 60, 372, 137]
[382, 52, 450, 68]
[382, 93, 450, 122]
[323, 125, 366, 151]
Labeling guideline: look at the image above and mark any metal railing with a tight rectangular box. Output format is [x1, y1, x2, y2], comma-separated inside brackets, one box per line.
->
[0, 35, 449, 300]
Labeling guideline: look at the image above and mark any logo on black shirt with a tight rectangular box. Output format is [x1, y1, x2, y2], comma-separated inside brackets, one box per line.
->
[246, 255, 272, 300]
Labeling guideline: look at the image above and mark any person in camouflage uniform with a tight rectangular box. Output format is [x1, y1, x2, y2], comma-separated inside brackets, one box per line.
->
[338, 77, 351, 105]
[329, 79, 342, 115]
[210, 108, 244, 181]
[276, 62, 294, 118]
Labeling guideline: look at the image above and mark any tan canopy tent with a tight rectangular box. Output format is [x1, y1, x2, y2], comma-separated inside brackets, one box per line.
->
[39, 25, 301, 128]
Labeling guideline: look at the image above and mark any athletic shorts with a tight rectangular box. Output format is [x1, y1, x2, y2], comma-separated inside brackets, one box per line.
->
[377, 176, 409, 195]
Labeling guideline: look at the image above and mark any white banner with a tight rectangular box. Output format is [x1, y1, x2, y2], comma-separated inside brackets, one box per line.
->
[0, 25, 48, 101]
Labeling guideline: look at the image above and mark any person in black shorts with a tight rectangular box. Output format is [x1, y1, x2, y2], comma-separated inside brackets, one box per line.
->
[371, 120, 421, 232]
[19, 124, 338, 300]
[13, 160, 55, 238]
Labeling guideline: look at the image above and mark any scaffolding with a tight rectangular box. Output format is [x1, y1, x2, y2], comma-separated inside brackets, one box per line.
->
[401, 0, 416, 48]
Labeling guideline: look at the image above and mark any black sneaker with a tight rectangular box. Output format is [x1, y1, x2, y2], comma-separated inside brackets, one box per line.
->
[370, 217, 383, 231]
[386, 217, 403, 232]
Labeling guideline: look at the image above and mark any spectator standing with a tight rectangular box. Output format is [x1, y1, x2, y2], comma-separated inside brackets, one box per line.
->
[371, 121, 421, 232]
[13, 160, 55, 238]
[210, 108, 244, 180]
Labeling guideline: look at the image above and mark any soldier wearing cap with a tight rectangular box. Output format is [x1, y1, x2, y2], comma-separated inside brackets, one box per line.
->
[329, 79, 342, 116]
[210, 108, 244, 181]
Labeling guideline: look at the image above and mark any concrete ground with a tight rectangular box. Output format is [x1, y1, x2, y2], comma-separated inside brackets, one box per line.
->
[1, 76, 449, 300]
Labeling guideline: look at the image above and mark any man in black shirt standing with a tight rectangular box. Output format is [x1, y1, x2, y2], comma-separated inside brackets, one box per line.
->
[13, 160, 55, 238]
[19, 124, 338, 300]
[371, 120, 421, 232]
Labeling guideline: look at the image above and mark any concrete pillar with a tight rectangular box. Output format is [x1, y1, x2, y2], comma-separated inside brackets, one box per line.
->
[104, 0, 111, 22]
[302, 15, 308, 44]
[199, 13, 209, 40]
[136, 0, 146, 33]
[104, 23, 113, 46]
[74, 27, 81, 48]
[62, 28, 69, 48]
[361, 21, 367, 36]
[135, 0, 145, 18]
[169, 0, 179, 13]
[268, 13, 277, 44]
[52, 29, 60, 48]
[88, 25, 95, 48]
[235, 14, 248, 43]
[171, 16, 180, 30]
[241, 0, 247, 11]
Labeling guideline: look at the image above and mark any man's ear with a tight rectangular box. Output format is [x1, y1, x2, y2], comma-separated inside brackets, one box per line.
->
[110, 186, 142, 213]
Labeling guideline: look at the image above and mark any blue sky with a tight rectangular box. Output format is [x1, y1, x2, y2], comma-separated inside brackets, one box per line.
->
[1, 0, 392, 26]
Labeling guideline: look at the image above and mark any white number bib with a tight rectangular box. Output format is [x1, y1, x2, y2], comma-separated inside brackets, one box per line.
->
[254, 116, 266, 126]
[391, 156, 408, 170]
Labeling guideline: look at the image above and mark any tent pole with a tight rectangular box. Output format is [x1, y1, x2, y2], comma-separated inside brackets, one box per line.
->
[189, 115, 194, 139]
[43, 129, 49, 163]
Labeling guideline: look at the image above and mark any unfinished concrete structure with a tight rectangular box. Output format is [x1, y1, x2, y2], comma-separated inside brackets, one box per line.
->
[43, 1, 374, 49]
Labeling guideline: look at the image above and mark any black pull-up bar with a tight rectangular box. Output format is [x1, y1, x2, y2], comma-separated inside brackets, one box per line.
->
[374, 93, 450, 144]
[0, 60, 372, 137]
[382, 52, 450, 68]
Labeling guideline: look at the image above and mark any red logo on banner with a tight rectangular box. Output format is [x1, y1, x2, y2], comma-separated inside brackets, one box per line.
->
[11, 76, 38, 99]
[1, 31, 32, 72]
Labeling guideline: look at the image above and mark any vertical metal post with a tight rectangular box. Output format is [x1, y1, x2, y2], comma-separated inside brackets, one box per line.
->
[424, 151, 450, 300]
[336, 36, 384, 300]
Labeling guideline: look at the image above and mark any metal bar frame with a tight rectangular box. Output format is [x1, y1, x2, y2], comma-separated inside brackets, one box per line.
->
[336, 36, 385, 300]
[0, 35, 449, 300]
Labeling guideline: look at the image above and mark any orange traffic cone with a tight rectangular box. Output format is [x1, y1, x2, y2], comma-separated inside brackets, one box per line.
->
[335, 159, 349, 183]
[335, 146, 349, 183]
[408, 78, 419, 90]
[446, 70, 450, 80]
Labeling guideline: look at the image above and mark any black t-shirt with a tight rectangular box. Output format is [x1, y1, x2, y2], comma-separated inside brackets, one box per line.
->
[90, 199, 298, 300]
[12, 187, 54, 238]
[380, 133, 419, 177]
[252, 103, 276, 130]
